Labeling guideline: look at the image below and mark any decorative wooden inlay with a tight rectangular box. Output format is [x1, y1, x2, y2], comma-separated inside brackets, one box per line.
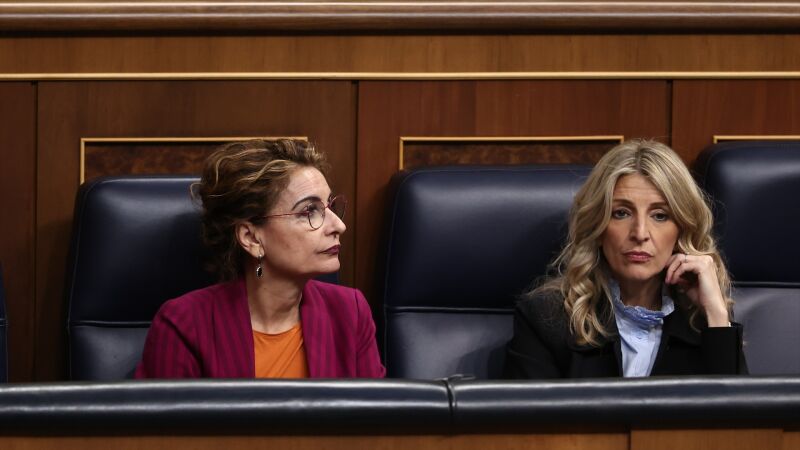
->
[713, 135, 800, 144]
[80, 137, 305, 184]
[399, 136, 624, 170]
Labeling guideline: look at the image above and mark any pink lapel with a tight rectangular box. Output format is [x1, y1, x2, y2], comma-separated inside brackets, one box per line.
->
[300, 281, 334, 378]
[214, 279, 255, 378]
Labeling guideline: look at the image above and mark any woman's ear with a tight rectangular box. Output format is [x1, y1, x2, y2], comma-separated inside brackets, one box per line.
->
[235, 221, 263, 258]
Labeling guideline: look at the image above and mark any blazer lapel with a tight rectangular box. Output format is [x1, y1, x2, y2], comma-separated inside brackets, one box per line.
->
[651, 306, 701, 373]
[567, 300, 623, 376]
[602, 299, 624, 376]
[663, 306, 701, 345]
[300, 281, 333, 378]
[214, 279, 255, 377]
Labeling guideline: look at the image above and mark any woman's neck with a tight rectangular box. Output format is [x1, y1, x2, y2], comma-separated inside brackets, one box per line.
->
[617, 277, 663, 311]
[245, 269, 305, 334]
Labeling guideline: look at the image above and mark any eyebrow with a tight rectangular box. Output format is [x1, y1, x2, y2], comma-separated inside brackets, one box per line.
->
[612, 198, 670, 209]
[291, 195, 322, 210]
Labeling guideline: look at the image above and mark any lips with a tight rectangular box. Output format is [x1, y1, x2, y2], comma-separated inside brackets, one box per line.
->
[624, 251, 652, 262]
[322, 245, 340, 255]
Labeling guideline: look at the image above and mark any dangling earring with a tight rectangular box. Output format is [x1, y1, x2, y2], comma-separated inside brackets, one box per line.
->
[256, 251, 263, 278]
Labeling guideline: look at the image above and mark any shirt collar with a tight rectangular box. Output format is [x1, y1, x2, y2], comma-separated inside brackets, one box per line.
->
[610, 278, 675, 328]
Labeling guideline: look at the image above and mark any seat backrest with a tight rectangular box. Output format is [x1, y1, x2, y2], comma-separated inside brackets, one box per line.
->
[66, 175, 339, 381]
[0, 266, 7, 382]
[383, 166, 591, 379]
[698, 141, 800, 375]
[65, 176, 216, 380]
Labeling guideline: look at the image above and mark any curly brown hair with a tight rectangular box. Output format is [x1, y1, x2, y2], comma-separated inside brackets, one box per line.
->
[194, 139, 328, 280]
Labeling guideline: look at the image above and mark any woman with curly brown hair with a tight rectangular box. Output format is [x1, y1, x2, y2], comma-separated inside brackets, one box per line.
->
[136, 139, 385, 379]
[504, 139, 747, 378]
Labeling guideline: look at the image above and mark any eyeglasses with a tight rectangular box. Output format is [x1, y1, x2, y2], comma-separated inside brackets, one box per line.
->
[261, 195, 347, 230]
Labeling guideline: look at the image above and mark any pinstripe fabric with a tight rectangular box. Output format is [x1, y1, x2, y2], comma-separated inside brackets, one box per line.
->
[134, 279, 385, 379]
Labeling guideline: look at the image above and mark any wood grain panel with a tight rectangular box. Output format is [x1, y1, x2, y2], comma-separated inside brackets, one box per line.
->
[784, 431, 800, 450]
[631, 428, 782, 450]
[356, 80, 669, 312]
[0, 82, 36, 382]
[36, 81, 356, 380]
[672, 80, 800, 164]
[0, 433, 628, 450]
[3, 1, 800, 33]
[2, 34, 800, 75]
[402, 138, 620, 170]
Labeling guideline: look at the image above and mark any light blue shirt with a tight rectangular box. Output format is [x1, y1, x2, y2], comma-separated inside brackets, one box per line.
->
[610, 279, 675, 377]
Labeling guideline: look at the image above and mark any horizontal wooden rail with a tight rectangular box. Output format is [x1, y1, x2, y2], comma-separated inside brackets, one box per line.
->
[1, 1, 800, 33]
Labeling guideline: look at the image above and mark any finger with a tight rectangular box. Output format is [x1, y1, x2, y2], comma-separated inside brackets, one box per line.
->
[670, 259, 699, 286]
[667, 252, 690, 283]
[680, 255, 716, 281]
[665, 255, 685, 284]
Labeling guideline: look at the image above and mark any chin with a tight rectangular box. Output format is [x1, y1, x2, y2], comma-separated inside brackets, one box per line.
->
[318, 260, 341, 274]
[619, 270, 661, 283]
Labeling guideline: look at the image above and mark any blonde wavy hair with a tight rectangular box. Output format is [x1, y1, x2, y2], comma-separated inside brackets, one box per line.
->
[533, 139, 732, 347]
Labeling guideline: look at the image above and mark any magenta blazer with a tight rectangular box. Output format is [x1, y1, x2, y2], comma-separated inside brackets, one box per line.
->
[135, 279, 386, 379]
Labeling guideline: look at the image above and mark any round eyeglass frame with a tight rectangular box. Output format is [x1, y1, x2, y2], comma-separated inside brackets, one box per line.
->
[261, 194, 347, 230]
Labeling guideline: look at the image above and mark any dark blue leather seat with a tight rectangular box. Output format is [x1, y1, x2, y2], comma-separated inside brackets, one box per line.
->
[0, 266, 7, 382]
[698, 141, 800, 375]
[66, 175, 338, 381]
[65, 176, 215, 380]
[382, 166, 591, 379]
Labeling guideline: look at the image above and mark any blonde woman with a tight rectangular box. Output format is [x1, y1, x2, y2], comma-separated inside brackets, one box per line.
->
[504, 139, 747, 378]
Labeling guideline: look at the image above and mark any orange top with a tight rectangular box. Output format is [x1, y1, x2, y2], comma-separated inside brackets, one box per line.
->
[253, 323, 310, 378]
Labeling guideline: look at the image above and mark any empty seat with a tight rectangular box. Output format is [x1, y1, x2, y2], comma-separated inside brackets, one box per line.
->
[698, 141, 800, 375]
[382, 166, 591, 379]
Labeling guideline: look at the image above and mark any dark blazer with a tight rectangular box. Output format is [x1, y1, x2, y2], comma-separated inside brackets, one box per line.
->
[135, 279, 386, 379]
[503, 291, 748, 379]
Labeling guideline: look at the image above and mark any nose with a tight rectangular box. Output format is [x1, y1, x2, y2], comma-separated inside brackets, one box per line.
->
[325, 209, 347, 235]
[629, 214, 649, 242]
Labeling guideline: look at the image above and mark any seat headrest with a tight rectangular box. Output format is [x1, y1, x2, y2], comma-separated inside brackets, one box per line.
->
[384, 166, 591, 310]
[66, 176, 216, 324]
[698, 141, 800, 285]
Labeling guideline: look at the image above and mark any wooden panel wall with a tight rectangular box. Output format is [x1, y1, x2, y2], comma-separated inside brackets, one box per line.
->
[0, 83, 36, 381]
[2, 35, 800, 73]
[34, 81, 356, 380]
[672, 80, 800, 161]
[0, 433, 629, 450]
[0, 428, 797, 450]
